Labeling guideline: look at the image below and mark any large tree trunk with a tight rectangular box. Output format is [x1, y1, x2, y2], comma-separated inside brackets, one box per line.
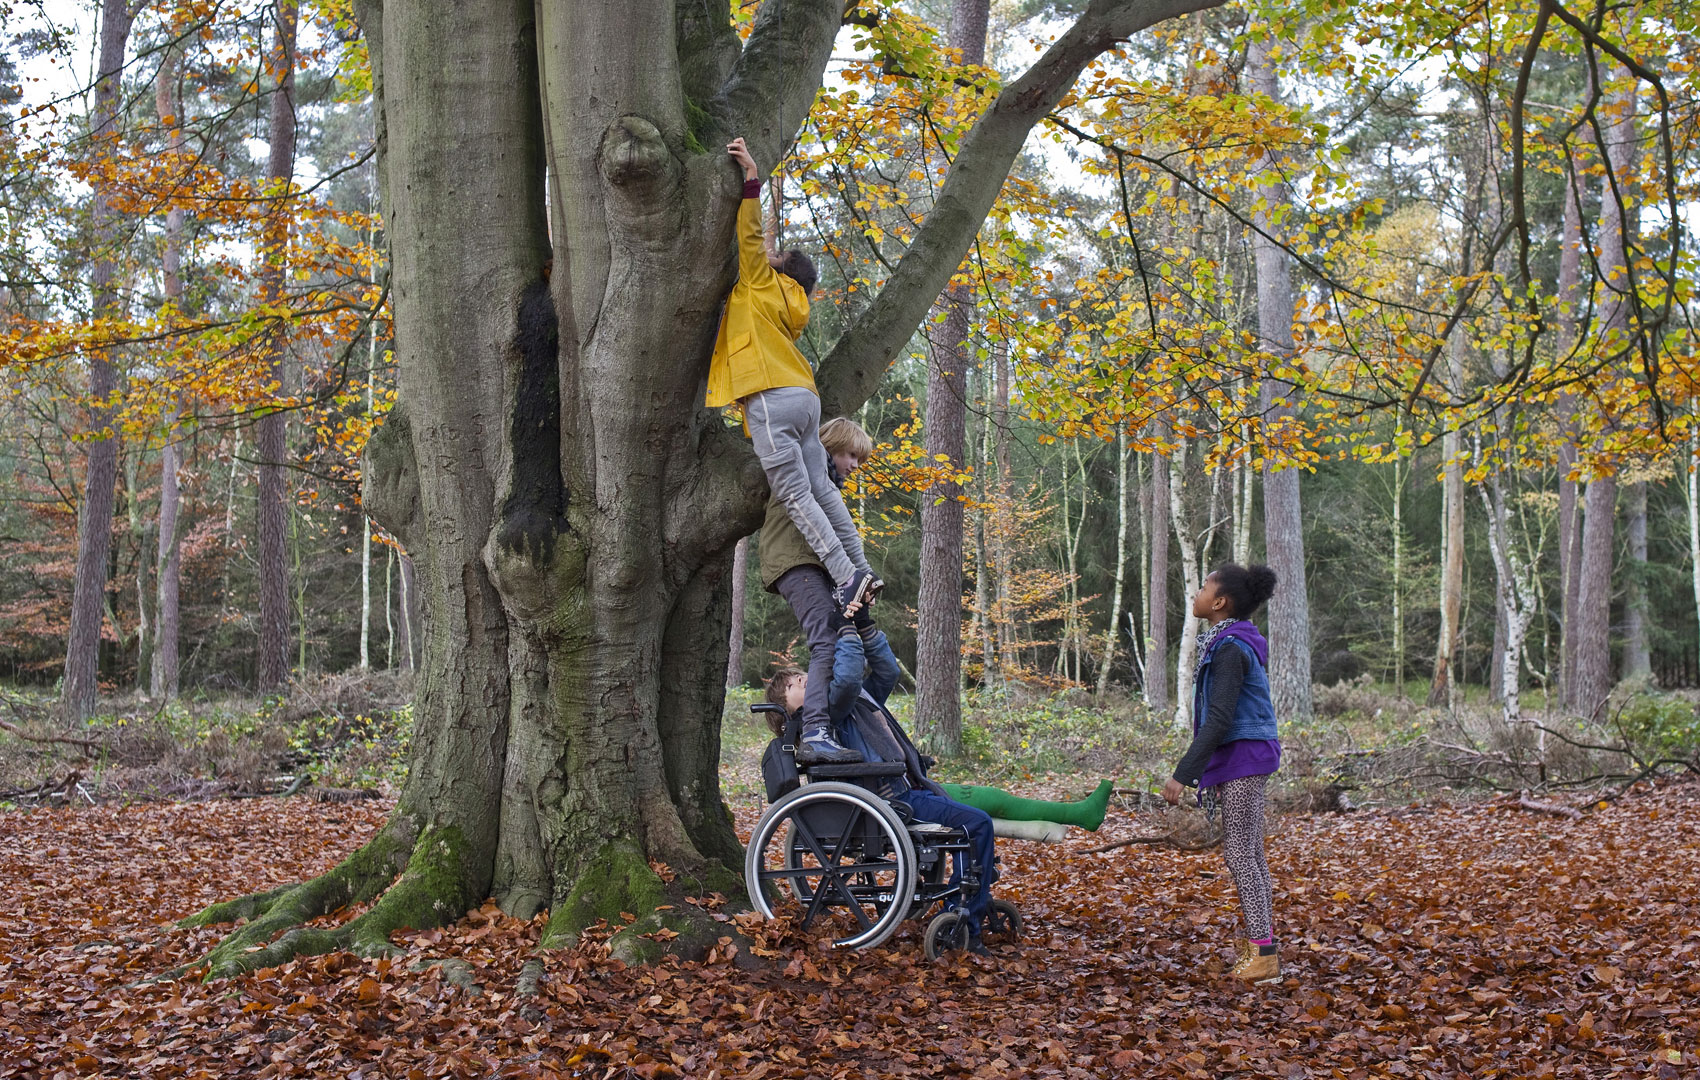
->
[189, 0, 1223, 975]
[1096, 426, 1130, 693]
[915, 0, 989, 754]
[917, 287, 971, 752]
[62, 0, 136, 721]
[1144, 436, 1171, 714]
[1247, 36, 1312, 724]
[151, 51, 187, 701]
[1555, 159, 1583, 703]
[255, 0, 299, 690]
[1571, 81, 1638, 716]
[1622, 481, 1651, 681]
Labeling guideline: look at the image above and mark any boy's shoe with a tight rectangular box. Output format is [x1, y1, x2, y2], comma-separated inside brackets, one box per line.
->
[832, 569, 878, 619]
[966, 937, 992, 958]
[1231, 949, 1282, 985]
[796, 724, 864, 765]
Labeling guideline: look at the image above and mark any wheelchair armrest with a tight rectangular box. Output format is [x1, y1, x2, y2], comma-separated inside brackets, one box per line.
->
[803, 761, 907, 780]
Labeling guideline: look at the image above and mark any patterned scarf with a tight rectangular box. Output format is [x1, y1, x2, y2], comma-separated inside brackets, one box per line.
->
[1193, 618, 1240, 682]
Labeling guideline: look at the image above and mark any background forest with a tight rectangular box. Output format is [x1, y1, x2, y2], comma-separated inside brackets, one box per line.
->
[2, 0, 1698, 797]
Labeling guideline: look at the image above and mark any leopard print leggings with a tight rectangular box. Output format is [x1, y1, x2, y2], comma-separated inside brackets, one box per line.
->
[1216, 773, 1273, 941]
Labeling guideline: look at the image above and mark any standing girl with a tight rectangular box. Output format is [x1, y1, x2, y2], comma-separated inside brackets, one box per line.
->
[1163, 563, 1283, 985]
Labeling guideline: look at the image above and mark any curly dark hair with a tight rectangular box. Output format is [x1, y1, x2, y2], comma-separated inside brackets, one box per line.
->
[779, 250, 817, 296]
[1211, 562, 1278, 618]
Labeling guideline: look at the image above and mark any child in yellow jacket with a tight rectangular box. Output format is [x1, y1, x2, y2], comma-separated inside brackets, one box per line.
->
[708, 137, 880, 620]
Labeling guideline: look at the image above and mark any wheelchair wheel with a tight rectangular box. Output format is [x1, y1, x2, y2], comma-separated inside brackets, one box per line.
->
[985, 898, 1022, 942]
[745, 781, 917, 950]
[923, 910, 971, 961]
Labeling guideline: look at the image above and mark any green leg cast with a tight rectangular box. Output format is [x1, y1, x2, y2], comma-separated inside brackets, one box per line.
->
[940, 779, 1113, 831]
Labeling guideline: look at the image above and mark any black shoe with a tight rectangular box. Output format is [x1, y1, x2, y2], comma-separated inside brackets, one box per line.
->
[831, 569, 878, 619]
[795, 726, 864, 765]
[966, 937, 992, 957]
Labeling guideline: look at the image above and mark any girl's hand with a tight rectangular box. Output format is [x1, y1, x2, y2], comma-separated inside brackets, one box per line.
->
[1162, 777, 1185, 806]
[727, 137, 758, 181]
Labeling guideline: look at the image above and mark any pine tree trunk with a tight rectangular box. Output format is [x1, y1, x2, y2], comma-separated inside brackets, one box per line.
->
[1247, 36, 1312, 724]
[151, 51, 186, 701]
[62, 0, 136, 721]
[1429, 340, 1467, 707]
[256, 0, 299, 690]
[725, 536, 749, 689]
[1555, 158, 1583, 703]
[917, 288, 970, 749]
[914, 0, 988, 752]
[1572, 81, 1638, 716]
[1622, 481, 1650, 681]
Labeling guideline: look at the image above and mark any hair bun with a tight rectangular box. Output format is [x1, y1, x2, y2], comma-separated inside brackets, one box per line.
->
[1247, 564, 1278, 608]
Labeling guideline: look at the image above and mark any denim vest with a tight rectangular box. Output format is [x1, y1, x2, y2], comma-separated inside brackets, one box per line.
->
[1192, 635, 1278, 741]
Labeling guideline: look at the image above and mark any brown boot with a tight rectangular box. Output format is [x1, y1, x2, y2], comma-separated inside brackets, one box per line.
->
[1231, 948, 1282, 985]
[1232, 937, 1253, 965]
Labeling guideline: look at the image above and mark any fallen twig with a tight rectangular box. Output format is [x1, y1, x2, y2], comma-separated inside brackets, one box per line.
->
[1512, 792, 1583, 820]
[0, 717, 104, 753]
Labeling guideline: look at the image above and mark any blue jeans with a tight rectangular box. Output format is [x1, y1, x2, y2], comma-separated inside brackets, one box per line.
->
[904, 789, 997, 936]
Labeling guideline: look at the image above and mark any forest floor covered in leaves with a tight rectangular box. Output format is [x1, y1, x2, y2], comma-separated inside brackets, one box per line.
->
[3, 779, 1698, 1079]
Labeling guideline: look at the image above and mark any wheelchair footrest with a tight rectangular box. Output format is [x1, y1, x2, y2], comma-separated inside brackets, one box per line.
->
[804, 761, 907, 779]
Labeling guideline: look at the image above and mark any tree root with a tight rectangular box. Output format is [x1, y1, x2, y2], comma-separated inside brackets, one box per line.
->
[180, 818, 490, 979]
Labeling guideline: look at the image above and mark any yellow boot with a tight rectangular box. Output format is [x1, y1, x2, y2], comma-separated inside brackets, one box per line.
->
[1232, 946, 1282, 985]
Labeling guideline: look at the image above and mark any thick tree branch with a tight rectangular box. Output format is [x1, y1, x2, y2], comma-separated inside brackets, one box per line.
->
[813, 0, 1226, 418]
[716, 0, 841, 170]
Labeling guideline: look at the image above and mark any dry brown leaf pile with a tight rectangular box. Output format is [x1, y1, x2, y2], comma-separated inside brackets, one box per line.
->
[3, 782, 1698, 1078]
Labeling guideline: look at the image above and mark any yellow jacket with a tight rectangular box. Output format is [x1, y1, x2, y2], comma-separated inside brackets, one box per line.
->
[705, 195, 816, 407]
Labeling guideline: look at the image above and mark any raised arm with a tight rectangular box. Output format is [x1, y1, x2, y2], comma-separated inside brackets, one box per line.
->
[827, 626, 868, 721]
[728, 137, 777, 288]
[860, 626, 900, 706]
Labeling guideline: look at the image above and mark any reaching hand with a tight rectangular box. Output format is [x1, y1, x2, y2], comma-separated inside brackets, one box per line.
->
[1162, 777, 1185, 806]
[727, 137, 758, 181]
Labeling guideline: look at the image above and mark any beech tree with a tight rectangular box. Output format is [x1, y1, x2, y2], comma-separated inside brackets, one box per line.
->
[187, 0, 1221, 973]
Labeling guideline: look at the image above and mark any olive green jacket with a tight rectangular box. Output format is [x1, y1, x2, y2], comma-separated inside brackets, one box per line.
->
[758, 494, 824, 592]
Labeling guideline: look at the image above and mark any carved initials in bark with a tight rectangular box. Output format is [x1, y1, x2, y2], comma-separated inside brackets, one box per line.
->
[187, 0, 1222, 975]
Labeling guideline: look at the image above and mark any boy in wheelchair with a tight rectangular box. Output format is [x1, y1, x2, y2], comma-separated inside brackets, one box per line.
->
[764, 615, 1001, 955]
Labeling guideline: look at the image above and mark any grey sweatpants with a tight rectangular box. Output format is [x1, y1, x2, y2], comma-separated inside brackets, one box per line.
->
[745, 385, 869, 585]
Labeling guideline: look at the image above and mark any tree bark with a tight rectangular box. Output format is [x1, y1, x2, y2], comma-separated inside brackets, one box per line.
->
[1571, 81, 1638, 716]
[256, 0, 299, 690]
[1145, 437, 1171, 714]
[917, 289, 970, 751]
[62, 0, 136, 721]
[1622, 481, 1650, 681]
[1169, 439, 1200, 728]
[189, 0, 1224, 974]
[1096, 426, 1130, 694]
[914, 0, 989, 753]
[1555, 157, 1584, 703]
[151, 51, 186, 701]
[725, 536, 749, 689]
[1247, 36, 1312, 724]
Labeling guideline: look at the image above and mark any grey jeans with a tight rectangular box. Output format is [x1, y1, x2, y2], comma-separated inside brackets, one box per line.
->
[774, 565, 839, 732]
[745, 385, 869, 585]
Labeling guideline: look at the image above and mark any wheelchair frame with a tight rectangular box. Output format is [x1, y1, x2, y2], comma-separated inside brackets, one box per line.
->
[743, 703, 1019, 956]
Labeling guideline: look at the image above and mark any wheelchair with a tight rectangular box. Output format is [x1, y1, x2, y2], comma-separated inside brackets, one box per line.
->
[743, 703, 1022, 959]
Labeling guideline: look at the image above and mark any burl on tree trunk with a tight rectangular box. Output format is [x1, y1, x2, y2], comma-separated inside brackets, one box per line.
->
[184, 0, 1222, 976]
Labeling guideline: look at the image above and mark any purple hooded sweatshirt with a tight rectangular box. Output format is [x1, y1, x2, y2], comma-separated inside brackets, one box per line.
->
[1196, 620, 1281, 788]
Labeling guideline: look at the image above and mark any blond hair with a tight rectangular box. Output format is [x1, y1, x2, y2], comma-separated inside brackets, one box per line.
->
[820, 417, 874, 463]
